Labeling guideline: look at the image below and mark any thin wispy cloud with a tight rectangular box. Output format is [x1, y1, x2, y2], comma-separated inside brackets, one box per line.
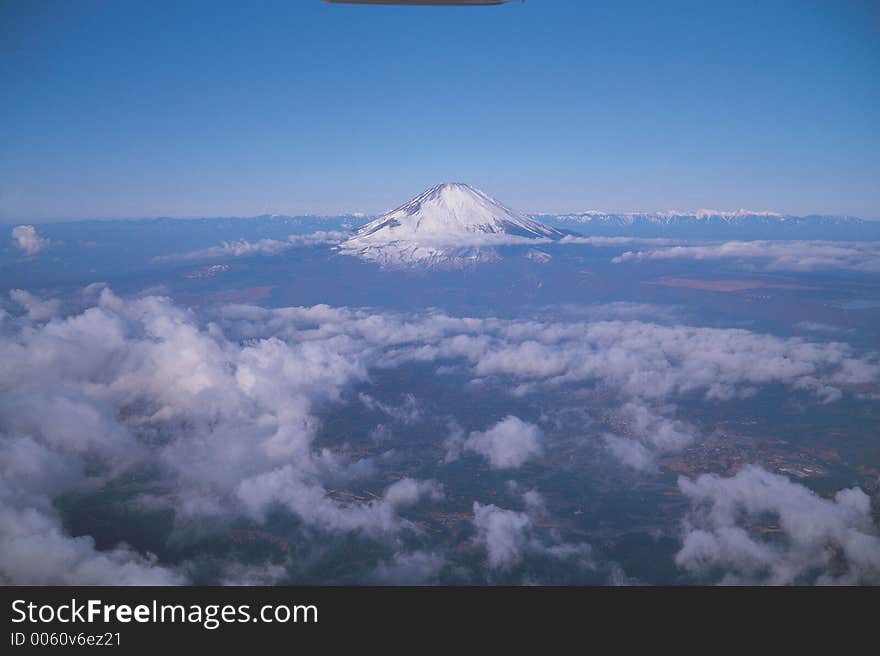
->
[153, 231, 348, 263]
[613, 240, 880, 272]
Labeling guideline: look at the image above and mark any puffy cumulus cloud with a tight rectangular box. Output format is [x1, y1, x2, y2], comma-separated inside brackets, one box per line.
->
[2, 288, 878, 583]
[236, 471, 443, 535]
[445, 416, 543, 469]
[200, 301, 878, 474]
[471, 502, 592, 572]
[602, 436, 655, 472]
[0, 431, 179, 585]
[613, 240, 880, 272]
[0, 504, 182, 585]
[464, 322, 876, 403]
[472, 503, 531, 570]
[602, 403, 697, 472]
[0, 289, 448, 583]
[213, 303, 878, 405]
[676, 466, 880, 585]
[11, 225, 50, 255]
[153, 231, 347, 263]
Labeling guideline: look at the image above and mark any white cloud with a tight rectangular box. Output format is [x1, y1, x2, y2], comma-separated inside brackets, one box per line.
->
[236, 470, 443, 535]
[0, 504, 182, 585]
[0, 431, 178, 585]
[11, 225, 50, 255]
[603, 435, 656, 472]
[215, 300, 877, 472]
[340, 230, 683, 270]
[1, 288, 877, 583]
[451, 320, 877, 403]
[559, 235, 682, 247]
[0, 289, 450, 583]
[676, 466, 880, 584]
[153, 231, 347, 262]
[613, 240, 880, 272]
[446, 416, 543, 469]
[472, 503, 532, 570]
[471, 501, 592, 573]
[9, 289, 62, 321]
[602, 402, 697, 471]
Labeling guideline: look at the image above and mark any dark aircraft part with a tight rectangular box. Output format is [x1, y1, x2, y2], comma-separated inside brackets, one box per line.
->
[325, 1, 514, 5]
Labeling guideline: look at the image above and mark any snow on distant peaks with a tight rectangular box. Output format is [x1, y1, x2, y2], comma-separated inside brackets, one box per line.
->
[340, 183, 563, 268]
[532, 209, 864, 227]
[691, 209, 783, 219]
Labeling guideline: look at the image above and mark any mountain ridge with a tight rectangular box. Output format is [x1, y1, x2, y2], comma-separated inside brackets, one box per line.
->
[530, 210, 867, 227]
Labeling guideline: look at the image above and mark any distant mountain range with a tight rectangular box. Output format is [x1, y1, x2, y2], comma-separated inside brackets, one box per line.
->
[529, 210, 879, 240]
[9, 201, 877, 271]
[531, 209, 866, 226]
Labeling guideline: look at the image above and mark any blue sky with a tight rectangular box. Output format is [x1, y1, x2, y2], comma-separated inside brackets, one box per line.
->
[1, 0, 878, 220]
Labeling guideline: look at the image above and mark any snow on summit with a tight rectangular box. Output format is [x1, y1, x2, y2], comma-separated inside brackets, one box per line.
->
[341, 183, 563, 268]
[352, 183, 562, 241]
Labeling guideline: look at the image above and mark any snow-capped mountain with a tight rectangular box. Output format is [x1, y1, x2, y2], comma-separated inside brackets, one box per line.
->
[341, 183, 564, 268]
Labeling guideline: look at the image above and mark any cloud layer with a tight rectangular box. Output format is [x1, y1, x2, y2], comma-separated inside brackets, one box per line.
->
[0, 290, 435, 582]
[153, 231, 347, 262]
[1, 288, 877, 584]
[613, 240, 880, 272]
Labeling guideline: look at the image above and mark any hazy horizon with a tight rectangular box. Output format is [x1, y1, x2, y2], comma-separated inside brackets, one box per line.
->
[3, 182, 880, 225]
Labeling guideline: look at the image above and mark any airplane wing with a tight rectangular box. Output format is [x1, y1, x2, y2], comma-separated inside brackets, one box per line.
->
[325, 1, 514, 5]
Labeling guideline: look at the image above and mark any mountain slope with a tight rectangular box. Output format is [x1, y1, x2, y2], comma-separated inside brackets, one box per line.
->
[341, 183, 564, 268]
